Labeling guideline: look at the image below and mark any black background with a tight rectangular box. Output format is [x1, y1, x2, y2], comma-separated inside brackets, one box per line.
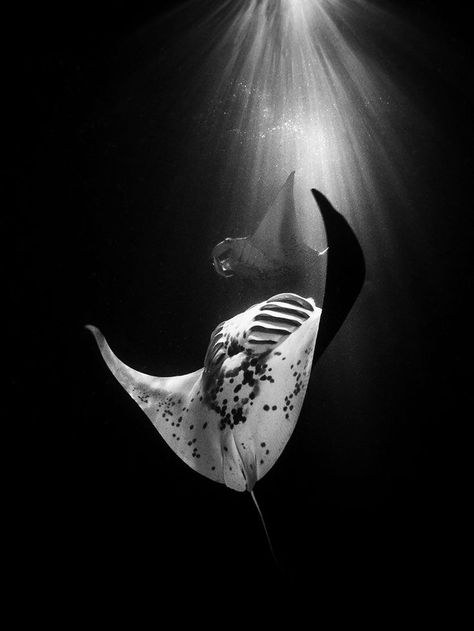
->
[8, 0, 471, 616]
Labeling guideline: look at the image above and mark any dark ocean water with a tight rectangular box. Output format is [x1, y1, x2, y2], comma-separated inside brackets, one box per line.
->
[8, 0, 471, 614]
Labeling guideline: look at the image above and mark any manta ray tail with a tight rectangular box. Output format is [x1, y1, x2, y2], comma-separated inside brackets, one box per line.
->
[251, 490, 278, 567]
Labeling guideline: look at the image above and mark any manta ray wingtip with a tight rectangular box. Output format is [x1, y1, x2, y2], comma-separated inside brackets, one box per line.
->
[311, 188, 325, 203]
[85, 323, 100, 336]
[84, 324, 106, 349]
[311, 188, 340, 224]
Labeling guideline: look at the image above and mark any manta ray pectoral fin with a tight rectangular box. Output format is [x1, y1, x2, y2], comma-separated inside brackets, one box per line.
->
[250, 170, 297, 260]
[85, 325, 202, 407]
[86, 325, 229, 486]
[311, 189, 365, 362]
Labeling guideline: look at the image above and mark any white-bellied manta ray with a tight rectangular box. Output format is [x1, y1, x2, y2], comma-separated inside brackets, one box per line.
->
[86, 183, 364, 561]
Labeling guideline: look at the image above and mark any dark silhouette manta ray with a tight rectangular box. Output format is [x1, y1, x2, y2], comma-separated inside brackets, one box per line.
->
[86, 180, 364, 562]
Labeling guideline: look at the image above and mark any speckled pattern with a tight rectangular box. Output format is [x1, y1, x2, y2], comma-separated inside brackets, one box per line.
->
[87, 293, 321, 492]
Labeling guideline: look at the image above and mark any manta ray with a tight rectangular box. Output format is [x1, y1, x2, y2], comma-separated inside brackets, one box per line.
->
[87, 186, 364, 559]
[87, 292, 319, 493]
[212, 171, 328, 303]
[87, 186, 363, 489]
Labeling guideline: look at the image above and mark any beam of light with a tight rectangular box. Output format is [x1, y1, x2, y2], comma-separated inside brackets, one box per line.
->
[187, 0, 426, 255]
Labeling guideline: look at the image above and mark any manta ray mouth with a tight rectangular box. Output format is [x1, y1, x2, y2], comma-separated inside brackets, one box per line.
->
[212, 246, 235, 277]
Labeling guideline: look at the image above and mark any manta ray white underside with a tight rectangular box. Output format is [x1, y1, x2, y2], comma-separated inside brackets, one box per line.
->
[87, 292, 321, 492]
